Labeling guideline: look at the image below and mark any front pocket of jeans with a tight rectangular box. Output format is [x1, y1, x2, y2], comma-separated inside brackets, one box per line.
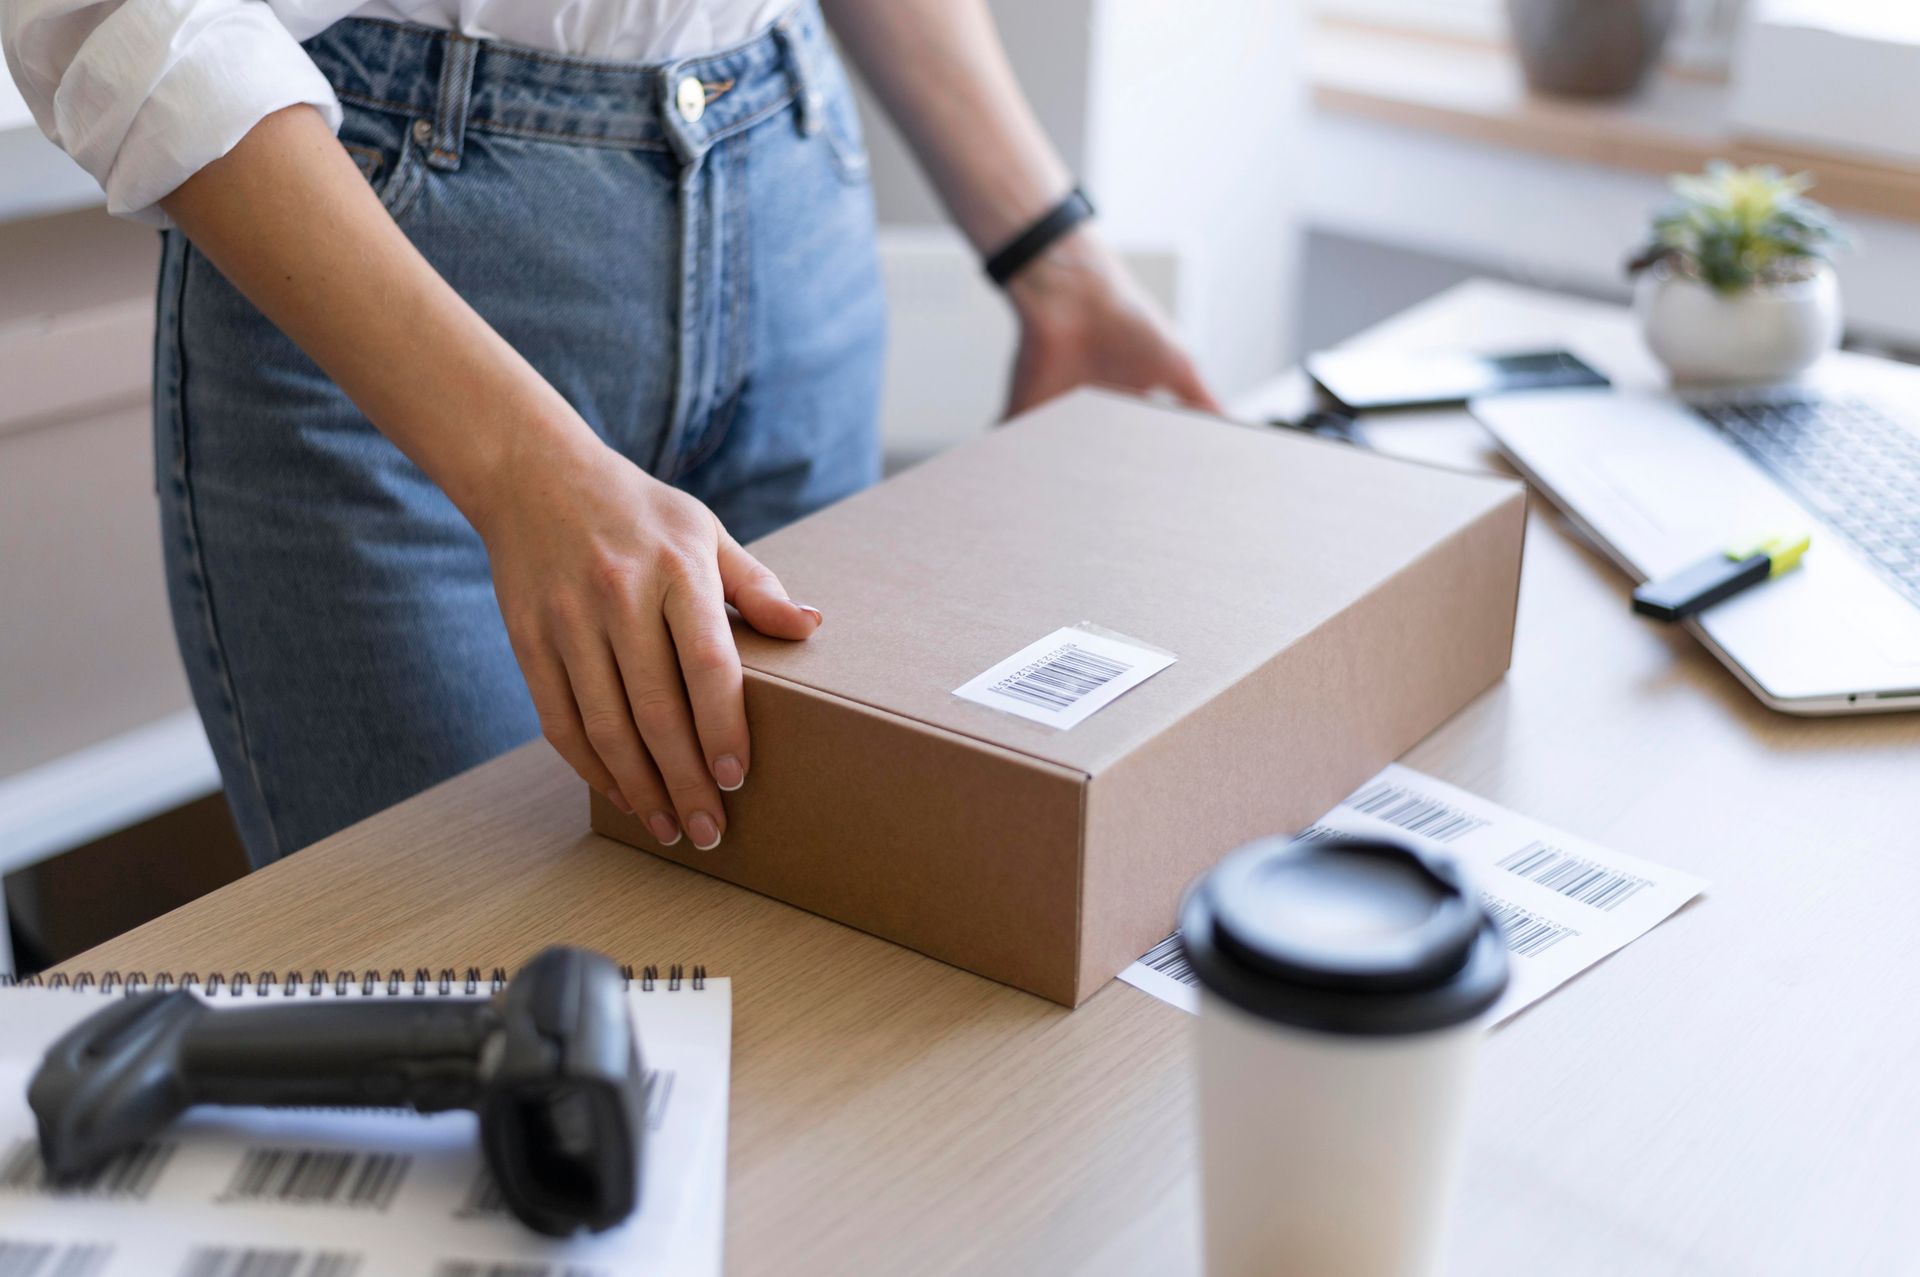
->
[816, 69, 870, 185]
[823, 127, 868, 184]
[336, 107, 428, 222]
[341, 141, 384, 184]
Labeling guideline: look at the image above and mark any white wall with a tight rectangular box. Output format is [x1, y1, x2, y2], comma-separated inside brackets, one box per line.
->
[0, 212, 178, 780]
[1080, 0, 1304, 394]
[858, 1, 1098, 227]
[1306, 111, 1920, 353]
[0, 65, 31, 130]
[855, 0, 1308, 452]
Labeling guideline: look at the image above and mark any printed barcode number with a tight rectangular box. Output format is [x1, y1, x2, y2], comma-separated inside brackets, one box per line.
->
[178, 1248, 359, 1277]
[1481, 895, 1578, 957]
[217, 1147, 409, 1211]
[1497, 840, 1650, 912]
[0, 1137, 174, 1200]
[0, 1240, 112, 1277]
[988, 643, 1130, 713]
[433, 1263, 607, 1277]
[1138, 933, 1195, 986]
[1344, 782, 1488, 844]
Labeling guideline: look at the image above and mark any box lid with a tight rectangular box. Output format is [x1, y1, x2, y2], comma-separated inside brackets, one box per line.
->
[735, 390, 1520, 777]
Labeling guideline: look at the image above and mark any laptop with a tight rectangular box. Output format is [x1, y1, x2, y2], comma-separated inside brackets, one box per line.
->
[1471, 357, 1920, 716]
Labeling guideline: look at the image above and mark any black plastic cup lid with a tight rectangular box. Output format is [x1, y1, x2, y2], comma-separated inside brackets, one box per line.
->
[1180, 834, 1509, 1036]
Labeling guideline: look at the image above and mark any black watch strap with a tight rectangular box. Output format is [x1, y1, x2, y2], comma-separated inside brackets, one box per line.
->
[984, 188, 1095, 287]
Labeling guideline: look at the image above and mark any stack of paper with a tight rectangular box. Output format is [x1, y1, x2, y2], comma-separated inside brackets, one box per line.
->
[1122, 765, 1708, 1024]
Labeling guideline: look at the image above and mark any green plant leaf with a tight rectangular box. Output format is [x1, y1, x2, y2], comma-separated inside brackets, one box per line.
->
[1631, 163, 1847, 289]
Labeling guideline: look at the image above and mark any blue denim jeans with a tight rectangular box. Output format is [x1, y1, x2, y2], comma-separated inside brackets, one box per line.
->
[154, 4, 886, 866]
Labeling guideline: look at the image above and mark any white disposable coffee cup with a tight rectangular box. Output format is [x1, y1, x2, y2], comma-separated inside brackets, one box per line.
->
[1181, 834, 1509, 1277]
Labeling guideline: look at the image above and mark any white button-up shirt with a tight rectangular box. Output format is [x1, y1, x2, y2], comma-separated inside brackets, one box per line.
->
[2, 0, 788, 224]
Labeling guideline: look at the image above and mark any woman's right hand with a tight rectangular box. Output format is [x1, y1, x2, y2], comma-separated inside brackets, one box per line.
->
[472, 431, 822, 851]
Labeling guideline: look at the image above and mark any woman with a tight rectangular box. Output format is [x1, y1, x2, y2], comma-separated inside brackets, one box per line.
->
[4, 0, 1216, 866]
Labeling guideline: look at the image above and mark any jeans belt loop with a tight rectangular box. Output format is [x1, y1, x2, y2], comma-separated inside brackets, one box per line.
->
[773, 13, 824, 137]
[428, 32, 478, 171]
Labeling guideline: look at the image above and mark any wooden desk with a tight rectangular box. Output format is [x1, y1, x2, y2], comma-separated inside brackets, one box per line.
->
[64, 281, 1920, 1275]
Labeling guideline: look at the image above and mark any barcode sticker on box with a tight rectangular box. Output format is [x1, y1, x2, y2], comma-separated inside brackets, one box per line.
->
[952, 626, 1175, 729]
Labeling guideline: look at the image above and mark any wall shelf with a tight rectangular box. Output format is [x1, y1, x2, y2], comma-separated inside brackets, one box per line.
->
[1311, 22, 1920, 225]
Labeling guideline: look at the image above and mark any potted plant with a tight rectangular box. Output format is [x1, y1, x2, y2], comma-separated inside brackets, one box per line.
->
[1628, 163, 1849, 384]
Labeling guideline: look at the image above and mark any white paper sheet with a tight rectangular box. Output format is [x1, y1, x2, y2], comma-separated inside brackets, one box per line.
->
[1120, 765, 1708, 1024]
[0, 976, 731, 1277]
[952, 625, 1175, 729]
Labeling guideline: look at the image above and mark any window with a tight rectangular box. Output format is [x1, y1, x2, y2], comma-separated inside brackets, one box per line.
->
[1314, 0, 1750, 75]
[1312, 0, 1504, 41]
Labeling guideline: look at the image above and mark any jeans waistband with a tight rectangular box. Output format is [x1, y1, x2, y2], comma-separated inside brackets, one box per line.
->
[304, 0, 829, 169]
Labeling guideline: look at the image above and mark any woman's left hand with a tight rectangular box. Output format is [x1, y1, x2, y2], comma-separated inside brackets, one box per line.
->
[1004, 227, 1221, 418]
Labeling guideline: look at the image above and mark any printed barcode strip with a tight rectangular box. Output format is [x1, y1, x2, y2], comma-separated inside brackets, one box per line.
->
[177, 1248, 360, 1277]
[432, 1263, 608, 1277]
[453, 1168, 507, 1220]
[988, 643, 1130, 712]
[0, 1137, 174, 1200]
[217, 1148, 410, 1211]
[1138, 932, 1197, 986]
[1497, 840, 1651, 912]
[1344, 782, 1488, 844]
[1481, 894, 1578, 957]
[0, 1240, 113, 1277]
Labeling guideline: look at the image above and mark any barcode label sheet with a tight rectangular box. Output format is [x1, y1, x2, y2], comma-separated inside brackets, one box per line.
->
[0, 979, 731, 1277]
[1120, 763, 1708, 1023]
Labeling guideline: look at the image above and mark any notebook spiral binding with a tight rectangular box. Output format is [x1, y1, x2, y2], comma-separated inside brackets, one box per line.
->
[0, 963, 707, 995]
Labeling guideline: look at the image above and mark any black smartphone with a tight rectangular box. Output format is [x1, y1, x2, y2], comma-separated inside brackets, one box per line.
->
[1304, 348, 1609, 413]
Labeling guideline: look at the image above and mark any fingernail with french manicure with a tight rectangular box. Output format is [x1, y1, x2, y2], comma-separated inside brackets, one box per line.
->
[713, 754, 746, 791]
[647, 811, 682, 846]
[605, 788, 634, 815]
[792, 602, 823, 627]
[687, 811, 723, 851]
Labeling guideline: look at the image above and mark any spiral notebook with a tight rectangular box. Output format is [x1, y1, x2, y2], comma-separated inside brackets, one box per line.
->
[0, 964, 731, 1277]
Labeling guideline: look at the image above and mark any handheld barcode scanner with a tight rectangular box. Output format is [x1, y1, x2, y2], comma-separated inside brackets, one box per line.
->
[26, 946, 643, 1237]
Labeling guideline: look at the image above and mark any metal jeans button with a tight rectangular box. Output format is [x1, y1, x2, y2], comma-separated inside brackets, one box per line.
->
[676, 76, 707, 124]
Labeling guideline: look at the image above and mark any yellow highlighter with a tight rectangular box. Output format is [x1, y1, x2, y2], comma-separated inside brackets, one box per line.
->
[1632, 533, 1811, 622]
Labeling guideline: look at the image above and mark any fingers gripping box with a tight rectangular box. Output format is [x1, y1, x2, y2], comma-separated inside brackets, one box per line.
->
[592, 390, 1525, 1006]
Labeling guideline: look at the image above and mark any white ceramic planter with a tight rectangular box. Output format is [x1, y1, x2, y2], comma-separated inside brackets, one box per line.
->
[1635, 264, 1841, 385]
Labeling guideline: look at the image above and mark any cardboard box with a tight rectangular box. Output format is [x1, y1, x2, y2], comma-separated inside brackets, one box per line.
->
[592, 390, 1525, 1005]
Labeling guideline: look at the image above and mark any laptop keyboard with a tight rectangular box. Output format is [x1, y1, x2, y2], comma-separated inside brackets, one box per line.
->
[1693, 396, 1920, 608]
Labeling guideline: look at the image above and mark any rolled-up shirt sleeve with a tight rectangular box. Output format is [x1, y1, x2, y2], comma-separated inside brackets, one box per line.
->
[3, 0, 344, 226]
